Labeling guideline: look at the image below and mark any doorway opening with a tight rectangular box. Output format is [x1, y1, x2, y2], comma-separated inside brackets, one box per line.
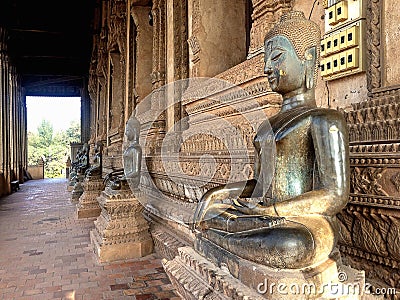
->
[26, 96, 81, 178]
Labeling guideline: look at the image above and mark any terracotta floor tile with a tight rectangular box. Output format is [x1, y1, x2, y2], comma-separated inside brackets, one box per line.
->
[0, 179, 180, 299]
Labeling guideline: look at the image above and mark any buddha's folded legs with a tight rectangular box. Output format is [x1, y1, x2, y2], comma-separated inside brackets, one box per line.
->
[202, 220, 315, 269]
[200, 204, 285, 233]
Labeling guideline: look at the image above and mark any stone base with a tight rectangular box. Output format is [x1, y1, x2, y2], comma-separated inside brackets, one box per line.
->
[77, 206, 101, 219]
[163, 246, 265, 300]
[90, 186, 154, 263]
[164, 237, 373, 300]
[76, 177, 104, 219]
[91, 230, 153, 262]
[151, 227, 188, 261]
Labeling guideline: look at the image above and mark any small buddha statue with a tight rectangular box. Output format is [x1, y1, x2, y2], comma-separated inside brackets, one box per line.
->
[123, 116, 142, 189]
[85, 141, 103, 177]
[193, 11, 349, 269]
[77, 143, 90, 175]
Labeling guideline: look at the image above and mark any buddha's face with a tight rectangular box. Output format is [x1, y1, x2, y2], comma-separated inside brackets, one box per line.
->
[264, 36, 305, 95]
[125, 123, 134, 141]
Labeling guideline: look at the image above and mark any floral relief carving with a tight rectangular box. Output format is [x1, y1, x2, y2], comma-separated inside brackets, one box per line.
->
[350, 167, 389, 196]
[390, 172, 400, 192]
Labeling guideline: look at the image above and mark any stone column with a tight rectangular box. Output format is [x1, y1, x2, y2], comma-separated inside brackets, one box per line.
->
[0, 27, 10, 193]
[80, 84, 91, 143]
[76, 174, 105, 219]
[90, 182, 153, 263]
[143, 0, 167, 154]
[131, 5, 153, 104]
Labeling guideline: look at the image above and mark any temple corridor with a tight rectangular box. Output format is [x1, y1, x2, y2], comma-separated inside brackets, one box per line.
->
[0, 179, 179, 300]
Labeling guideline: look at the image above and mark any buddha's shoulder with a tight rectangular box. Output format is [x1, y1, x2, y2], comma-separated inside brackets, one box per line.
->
[257, 107, 346, 136]
[309, 107, 347, 127]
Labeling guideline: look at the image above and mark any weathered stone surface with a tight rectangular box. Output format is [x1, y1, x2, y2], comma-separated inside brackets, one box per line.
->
[76, 176, 104, 219]
[163, 246, 264, 300]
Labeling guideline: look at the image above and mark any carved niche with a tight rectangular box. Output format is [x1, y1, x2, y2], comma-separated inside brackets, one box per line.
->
[107, 0, 128, 143]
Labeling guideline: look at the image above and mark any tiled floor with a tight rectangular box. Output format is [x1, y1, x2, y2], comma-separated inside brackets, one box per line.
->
[0, 178, 180, 300]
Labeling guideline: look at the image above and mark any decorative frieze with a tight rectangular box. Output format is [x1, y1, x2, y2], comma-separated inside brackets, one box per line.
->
[366, 0, 382, 92]
[338, 204, 400, 289]
[344, 93, 400, 144]
[164, 245, 367, 300]
[339, 78, 400, 293]
[163, 247, 265, 300]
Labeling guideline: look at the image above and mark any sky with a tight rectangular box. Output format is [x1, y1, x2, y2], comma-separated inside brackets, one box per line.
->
[26, 96, 81, 133]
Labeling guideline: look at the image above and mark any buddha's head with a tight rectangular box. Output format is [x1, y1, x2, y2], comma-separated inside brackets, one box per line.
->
[125, 116, 140, 142]
[264, 11, 320, 97]
[95, 141, 103, 153]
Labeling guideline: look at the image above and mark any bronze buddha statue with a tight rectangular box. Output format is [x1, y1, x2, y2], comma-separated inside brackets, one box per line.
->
[123, 116, 142, 189]
[193, 11, 349, 269]
[85, 141, 103, 177]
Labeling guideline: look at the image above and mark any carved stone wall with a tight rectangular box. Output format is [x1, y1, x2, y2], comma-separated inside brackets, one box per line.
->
[87, 5, 400, 296]
[248, 0, 292, 57]
[133, 0, 291, 262]
[188, 0, 248, 78]
[340, 90, 400, 294]
[107, 0, 127, 158]
[88, 0, 129, 175]
[332, 1, 400, 295]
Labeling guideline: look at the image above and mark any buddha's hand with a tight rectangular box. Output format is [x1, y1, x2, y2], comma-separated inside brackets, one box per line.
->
[192, 189, 231, 230]
[233, 198, 276, 216]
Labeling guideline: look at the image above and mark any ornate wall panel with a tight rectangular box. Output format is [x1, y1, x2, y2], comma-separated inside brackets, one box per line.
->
[336, 2, 400, 293]
[248, 0, 292, 57]
[341, 90, 400, 294]
[107, 0, 128, 153]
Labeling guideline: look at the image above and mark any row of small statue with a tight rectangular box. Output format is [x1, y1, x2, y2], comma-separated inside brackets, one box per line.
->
[68, 116, 142, 191]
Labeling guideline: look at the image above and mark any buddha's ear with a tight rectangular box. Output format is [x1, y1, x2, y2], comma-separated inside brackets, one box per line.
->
[304, 46, 317, 89]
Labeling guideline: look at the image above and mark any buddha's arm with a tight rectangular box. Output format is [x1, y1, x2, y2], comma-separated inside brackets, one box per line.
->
[193, 179, 259, 228]
[238, 112, 350, 217]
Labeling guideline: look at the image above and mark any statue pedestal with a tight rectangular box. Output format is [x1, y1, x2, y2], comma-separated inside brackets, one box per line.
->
[164, 237, 371, 300]
[76, 176, 104, 219]
[71, 175, 84, 203]
[90, 186, 153, 263]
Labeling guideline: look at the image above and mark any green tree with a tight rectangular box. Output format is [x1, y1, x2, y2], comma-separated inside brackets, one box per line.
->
[28, 119, 81, 178]
[64, 120, 81, 143]
[37, 119, 53, 147]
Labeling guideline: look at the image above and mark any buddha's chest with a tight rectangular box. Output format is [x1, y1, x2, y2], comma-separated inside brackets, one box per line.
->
[255, 113, 316, 200]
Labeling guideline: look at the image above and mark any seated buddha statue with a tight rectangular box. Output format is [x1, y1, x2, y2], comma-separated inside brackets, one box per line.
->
[77, 143, 90, 175]
[123, 116, 142, 189]
[193, 11, 349, 269]
[85, 141, 103, 178]
[102, 116, 142, 191]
